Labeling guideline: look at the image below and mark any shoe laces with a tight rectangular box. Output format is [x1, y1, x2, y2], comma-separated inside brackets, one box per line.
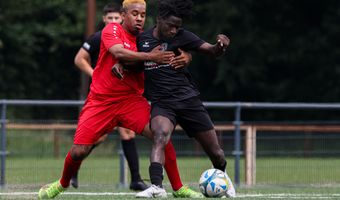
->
[46, 182, 64, 197]
[150, 184, 161, 190]
[176, 186, 198, 195]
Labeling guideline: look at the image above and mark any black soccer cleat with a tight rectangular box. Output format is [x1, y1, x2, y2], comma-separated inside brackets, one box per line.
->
[130, 180, 148, 191]
[70, 175, 78, 189]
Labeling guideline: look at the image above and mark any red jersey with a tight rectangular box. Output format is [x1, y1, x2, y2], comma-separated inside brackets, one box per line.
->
[90, 23, 144, 100]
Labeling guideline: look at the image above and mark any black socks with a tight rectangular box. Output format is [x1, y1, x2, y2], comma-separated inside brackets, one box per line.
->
[122, 139, 141, 182]
[149, 162, 163, 187]
[214, 160, 227, 172]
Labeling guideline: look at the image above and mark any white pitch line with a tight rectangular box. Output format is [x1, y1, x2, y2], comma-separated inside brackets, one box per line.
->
[0, 192, 169, 196]
[236, 193, 340, 199]
[1, 192, 340, 198]
[237, 194, 340, 197]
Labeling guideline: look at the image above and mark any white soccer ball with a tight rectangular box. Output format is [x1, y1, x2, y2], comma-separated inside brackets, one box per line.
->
[199, 168, 229, 198]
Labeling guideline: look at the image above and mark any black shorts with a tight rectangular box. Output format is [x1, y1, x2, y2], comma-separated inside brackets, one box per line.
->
[150, 96, 214, 137]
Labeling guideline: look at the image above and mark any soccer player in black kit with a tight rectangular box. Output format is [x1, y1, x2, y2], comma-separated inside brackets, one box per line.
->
[135, 0, 236, 198]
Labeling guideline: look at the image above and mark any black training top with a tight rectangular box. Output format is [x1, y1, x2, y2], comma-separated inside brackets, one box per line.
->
[81, 31, 101, 68]
[137, 27, 205, 103]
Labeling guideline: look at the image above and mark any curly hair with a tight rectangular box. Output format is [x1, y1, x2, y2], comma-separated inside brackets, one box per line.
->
[157, 0, 194, 19]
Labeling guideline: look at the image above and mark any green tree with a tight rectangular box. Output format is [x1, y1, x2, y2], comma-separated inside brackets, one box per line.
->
[0, 0, 86, 100]
[1, 0, 340, 104]
[190, 0, 340, 102]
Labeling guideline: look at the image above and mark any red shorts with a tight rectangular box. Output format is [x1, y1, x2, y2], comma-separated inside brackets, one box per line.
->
[74, 93, 150, 145]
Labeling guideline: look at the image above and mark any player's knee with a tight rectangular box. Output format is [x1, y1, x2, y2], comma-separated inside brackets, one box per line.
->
[95, 134, 107, 145]
[70, 145, 92, 160]
[153, 126, 171, 137]
[153, 130, 168, 147]
[153, 134, 166, 146]
[120, 132, 135, 140]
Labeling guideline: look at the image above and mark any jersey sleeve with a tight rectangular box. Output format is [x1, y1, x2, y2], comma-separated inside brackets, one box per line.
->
[82, 32, 100, 55]
[101, 23, 124, 50]
[180, 29, 205, 51]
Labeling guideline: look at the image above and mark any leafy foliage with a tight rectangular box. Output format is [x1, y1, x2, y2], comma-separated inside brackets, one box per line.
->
[0, 0, 85, 99]
[1, 0, 340, 103]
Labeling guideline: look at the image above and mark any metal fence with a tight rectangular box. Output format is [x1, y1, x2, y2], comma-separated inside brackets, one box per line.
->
[2, 99, 340, 188]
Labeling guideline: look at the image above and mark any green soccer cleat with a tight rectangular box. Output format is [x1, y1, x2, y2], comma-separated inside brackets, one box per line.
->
[173, 185, 203, 198]
[38, 180, 65, 199]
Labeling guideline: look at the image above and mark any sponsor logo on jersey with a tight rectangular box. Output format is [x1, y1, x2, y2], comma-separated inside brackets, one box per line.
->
[144, 42, 170, 70]
[124, 42, 131, 48]
[144, 61, 170, 70]
[160, 43, 168, 51]
[143, 41, 149, 48]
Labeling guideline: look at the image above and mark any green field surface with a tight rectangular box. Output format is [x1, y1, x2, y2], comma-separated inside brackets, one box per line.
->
[0, 157, 339, 199]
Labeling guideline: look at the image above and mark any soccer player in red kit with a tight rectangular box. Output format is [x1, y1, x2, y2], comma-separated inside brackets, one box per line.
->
[38, 0, 200, 199]
[73, 3, 147, 191]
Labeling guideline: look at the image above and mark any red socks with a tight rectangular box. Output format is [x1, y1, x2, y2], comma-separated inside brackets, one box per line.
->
[164, 140, 183, 191]
[59, 152, 82, 188]
[59, 143, 182, 191]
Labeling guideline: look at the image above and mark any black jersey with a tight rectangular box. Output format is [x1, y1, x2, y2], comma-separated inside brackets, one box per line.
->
[81, 31, 101, 68]
[137, 27, 205, 103]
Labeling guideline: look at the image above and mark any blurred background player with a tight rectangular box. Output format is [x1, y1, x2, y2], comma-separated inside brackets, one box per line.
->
[135, 0, 236, 198]
[73, 2, 147, 191]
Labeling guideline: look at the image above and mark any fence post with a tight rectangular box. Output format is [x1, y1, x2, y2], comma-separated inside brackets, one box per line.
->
[245, 126, 256, 186]
[118, 141, 128, 189]
[233, 103, 242, 186]
[1, 101, 7, 187]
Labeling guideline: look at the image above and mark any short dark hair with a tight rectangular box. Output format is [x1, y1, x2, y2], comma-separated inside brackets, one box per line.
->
[103, 3, 122, 15]
[157, 0, 194, 19]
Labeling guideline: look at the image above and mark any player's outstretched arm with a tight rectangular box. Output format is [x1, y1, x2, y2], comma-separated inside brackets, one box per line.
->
[74, 48, 94, 77]
[198, 34, 230, 57]
[109, 44, 175, 64]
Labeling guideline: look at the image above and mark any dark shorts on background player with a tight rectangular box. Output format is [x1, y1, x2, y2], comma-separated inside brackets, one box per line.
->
[74, 92, 150, 145]
[151, 96, 214, 137]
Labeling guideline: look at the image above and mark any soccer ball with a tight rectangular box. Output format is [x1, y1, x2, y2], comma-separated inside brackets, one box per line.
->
[199, 169, 229, 198]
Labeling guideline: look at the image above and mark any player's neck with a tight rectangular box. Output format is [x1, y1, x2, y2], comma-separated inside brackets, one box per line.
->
[152, 26, 160, 40]
[122, 23, 138, 36]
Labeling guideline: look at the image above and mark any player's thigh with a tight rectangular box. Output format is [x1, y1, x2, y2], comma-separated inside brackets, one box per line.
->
[177, 97, 214, 137]
[150, 102, 176, 137]
[118, 97, 150, 135]
[74, 100, 118, 145]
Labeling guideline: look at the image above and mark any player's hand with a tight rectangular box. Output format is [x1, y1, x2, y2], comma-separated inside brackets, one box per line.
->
[216, 34, 230, 52]
[170, 48, 192, 69]
[149, 45, 175, 64]
[111, 63, 124, 80]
